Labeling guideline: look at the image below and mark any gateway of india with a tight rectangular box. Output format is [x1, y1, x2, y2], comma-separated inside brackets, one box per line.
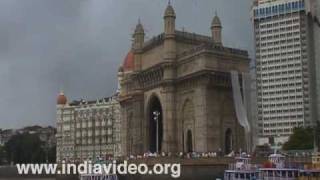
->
[118, 2, 250, 156]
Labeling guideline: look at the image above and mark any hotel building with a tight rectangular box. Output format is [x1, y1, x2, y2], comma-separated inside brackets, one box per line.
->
[252, 0, 316, 144]
[56, 92, 121, 163]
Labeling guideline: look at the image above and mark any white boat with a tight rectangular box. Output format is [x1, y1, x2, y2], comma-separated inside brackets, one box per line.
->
[259, 168, 300, 180]
[259, 153, 300, 180]
[224, 155, 259, 180]
[224, 152, 303, 180]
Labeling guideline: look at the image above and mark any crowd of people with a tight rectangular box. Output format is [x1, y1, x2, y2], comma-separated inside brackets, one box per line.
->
[71, 150, 246, 163]
[124, 149, 236, 160]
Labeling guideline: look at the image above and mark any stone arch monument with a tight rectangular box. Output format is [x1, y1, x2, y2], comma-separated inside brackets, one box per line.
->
[118, 3, 250, 155]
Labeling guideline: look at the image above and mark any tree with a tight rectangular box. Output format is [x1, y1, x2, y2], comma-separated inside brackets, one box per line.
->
[0, 145, 7, 165]
[282, 127, 314, 150]
[47, 145, 56, 163]
[315, 121, 320, 152]
[4, 133, 46, 164]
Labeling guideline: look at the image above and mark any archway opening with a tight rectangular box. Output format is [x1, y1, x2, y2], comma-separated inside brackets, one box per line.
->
[186, 130, 193, 153]
[225, 128, 233, 154]
[148, 96, 163, 153]
[182, 99, 195, 152]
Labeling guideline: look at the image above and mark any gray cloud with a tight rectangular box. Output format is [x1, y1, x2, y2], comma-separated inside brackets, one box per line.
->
[0, 0, 253, 129]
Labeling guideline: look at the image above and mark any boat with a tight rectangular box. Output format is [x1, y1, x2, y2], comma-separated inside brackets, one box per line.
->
[299, 152, 320, 180]
[224, 155, 259, 180]
[259, 153, 300, 180]
[224, 151, 305, 179]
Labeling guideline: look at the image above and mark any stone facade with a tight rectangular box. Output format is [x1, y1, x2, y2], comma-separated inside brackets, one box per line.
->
[118, 4, 250, 156]
[56, 98, 75, 162]
[56, 93, 121, 163]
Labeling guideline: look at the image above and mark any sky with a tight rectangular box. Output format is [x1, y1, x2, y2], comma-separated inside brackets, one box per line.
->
[0, 0, 253, 129]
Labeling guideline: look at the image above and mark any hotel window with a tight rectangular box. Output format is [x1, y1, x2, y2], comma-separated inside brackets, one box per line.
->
[279, 4, 285, 13]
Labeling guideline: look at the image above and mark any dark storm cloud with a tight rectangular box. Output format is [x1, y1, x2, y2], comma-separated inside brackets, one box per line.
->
[0, 0, 253, 129]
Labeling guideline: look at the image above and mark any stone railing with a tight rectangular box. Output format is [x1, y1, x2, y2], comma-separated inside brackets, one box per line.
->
[177, 43, 248, 60]
[142, 33, 165, 51]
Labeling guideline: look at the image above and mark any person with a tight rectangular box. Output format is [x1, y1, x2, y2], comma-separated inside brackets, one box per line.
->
[218, 148, 222, 157]
[161, 152, 166, 157]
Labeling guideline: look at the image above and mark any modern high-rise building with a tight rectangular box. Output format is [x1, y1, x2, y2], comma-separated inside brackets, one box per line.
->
[252, 0, 316, 145]
[56, 92, 121, 163]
